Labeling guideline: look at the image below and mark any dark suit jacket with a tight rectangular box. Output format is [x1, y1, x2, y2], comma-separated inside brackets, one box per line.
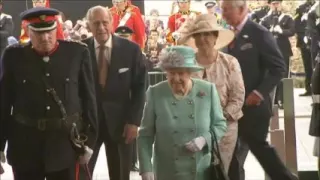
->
[225, 20, 286, 138]
[260, 13, 295, 58]
[83, 35, 147, 142]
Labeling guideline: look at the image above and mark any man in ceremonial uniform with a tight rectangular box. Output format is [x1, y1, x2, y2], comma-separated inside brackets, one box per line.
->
[110, 0, 146, 49]
[295, 0, 315, 96]
[250, 0, 270, 23]
[20, 0, 64, 44]
[166, 0, 201, 45]
[0, 7, 98, 180]
[260, 0, 295, 108]
[0, 0, 13, 56]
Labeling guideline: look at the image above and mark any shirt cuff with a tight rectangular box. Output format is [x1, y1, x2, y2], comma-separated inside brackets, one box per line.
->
[253, 90, 264, 101]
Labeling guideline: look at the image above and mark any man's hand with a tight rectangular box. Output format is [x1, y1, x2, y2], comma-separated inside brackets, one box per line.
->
[122, 124, 138, 144]
[304, 36, 309, 44]
[273, 25, 283, 34]
[78, 146, 93, 165]
[245, 92, 262, 106]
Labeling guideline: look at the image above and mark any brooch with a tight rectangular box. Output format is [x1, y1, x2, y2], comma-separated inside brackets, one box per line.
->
[197, 91, 206, 98]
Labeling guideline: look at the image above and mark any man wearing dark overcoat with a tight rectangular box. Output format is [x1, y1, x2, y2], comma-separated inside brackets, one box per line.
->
[0, 7, 98, 180]
[220, 1, 298, 180]
[294, 0, 315, 96]
[81, 5, 147, 180]
[308, 3, 320, 177]
[307, 2, 320, 66]
[0, 0, 13, 56]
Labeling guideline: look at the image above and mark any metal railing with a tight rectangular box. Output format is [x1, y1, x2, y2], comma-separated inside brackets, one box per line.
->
[148, 71, 166, 86]
[267, 78, 298, 179]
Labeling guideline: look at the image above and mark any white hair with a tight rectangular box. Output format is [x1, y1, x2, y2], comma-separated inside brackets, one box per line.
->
[222, 0, 247, 8]
[86, 5, 113, 23]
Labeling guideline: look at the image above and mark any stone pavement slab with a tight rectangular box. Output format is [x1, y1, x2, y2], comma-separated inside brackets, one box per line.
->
[0, 89, 317, 180]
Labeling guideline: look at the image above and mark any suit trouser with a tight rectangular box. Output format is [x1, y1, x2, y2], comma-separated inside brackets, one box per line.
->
[275, 56, 290, 104]
[13, 167, 75, 180]
[79, 120, 133, 180]
[132, 140, 138, 167]
[228, 128, 295, 180]
[299, 46, 313, 92]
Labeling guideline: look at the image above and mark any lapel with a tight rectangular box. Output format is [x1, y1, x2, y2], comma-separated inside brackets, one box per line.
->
[87, 37, 99, 84]
[109, 35, 123, 72]
[228, 20, 253, 55]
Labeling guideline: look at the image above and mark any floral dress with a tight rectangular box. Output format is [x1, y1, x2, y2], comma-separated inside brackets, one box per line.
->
[193, 51, 245, 172]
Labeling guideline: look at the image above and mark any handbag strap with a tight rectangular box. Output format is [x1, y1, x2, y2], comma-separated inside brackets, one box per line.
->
[210, 128, 225, 167]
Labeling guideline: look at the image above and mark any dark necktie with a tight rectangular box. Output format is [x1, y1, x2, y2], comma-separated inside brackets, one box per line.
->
[98, 45, 108, 88]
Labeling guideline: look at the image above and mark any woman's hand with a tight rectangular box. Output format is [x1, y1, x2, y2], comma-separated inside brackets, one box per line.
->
[185, 136, 207, 152]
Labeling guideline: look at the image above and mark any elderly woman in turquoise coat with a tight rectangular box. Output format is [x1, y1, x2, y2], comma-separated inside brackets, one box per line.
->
[137, 46, 227, 180]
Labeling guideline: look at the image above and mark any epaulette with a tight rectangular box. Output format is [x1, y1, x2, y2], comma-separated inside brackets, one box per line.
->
[0, 13, 12, 19]
[6, 43, 24, 50]
[63, 39, 88, 47]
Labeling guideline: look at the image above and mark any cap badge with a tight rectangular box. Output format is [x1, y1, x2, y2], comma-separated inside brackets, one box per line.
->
[39, 15, 46, 21]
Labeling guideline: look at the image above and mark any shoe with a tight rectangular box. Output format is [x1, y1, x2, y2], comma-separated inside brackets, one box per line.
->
[299, 91, 311, 96]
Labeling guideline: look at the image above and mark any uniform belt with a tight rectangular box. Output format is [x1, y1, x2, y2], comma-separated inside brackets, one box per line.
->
[14, 113, 81, 131]
[312, 94, 320, 103]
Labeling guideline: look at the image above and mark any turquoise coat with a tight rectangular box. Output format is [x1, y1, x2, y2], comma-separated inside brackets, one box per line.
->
[137, 78, 227, 180]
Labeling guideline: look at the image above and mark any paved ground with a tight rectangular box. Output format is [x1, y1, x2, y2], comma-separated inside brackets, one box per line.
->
[0, 88, 317, 180]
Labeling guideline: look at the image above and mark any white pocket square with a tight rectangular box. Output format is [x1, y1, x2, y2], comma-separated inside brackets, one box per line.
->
[119, 68, 129, 73]
[240, 43, 253, 51]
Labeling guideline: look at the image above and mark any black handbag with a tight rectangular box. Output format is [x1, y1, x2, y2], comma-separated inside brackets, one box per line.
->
[210, 129, 230, 180]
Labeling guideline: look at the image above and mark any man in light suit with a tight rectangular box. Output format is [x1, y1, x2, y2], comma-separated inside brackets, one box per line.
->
[81, 5, 147, 180]
[220, 1, 298, 180]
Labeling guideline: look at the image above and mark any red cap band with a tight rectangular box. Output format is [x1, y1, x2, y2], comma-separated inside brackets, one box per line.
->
[27, 15, 56, 24]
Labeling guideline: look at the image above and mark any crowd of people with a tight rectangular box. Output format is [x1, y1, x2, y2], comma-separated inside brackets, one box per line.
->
[0, 0, 319, 180]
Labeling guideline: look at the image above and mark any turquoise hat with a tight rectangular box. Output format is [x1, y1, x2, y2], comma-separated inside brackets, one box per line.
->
[157, 46, 204, 72]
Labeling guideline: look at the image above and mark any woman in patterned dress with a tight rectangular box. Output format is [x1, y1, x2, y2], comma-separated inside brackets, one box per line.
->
[178, 14, 245, 173]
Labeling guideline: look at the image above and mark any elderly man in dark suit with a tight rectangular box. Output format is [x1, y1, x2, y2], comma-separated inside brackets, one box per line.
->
[81, 5, 147, 180]
[220, 1, 298, 180]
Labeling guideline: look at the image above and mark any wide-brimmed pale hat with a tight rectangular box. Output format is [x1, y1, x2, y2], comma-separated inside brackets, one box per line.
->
[156, 46, 204, 72]
[178, 14, 234, 50]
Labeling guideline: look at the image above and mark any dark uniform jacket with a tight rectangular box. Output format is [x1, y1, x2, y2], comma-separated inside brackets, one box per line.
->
[261, 12, 295, 58]
[307, 7, 320, 62]
[0, 40, 98, 172]
[309, 25, 320, 137]
[0, 12, 13, 55]
[83, 35, 147, 142]
[294, 1, 315, 48]
[250, 5, 270, 24]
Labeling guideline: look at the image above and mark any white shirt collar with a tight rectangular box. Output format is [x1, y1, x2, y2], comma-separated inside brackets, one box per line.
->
[94, 35, 112, 49]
